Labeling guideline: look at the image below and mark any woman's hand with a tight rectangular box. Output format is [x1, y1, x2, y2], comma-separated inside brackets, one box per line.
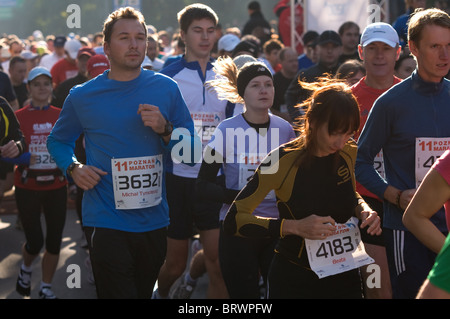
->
[0, 140, 19, 158]
[282, 215, 336, 240]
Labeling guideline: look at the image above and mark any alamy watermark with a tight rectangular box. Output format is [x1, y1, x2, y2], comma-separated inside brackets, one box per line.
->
[367, 4, 382, 24]
[66, 4, 81, 29]
[365, 263, 382, 289]
[65, 262, 382, 289]
[66, 264, 81, 289]
[65, 3, 382, 29]
[170, 127, 280, 174]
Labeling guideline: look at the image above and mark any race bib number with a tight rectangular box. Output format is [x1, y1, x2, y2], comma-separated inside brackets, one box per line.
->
[416, 137, 450, 187]
[111, 155, 163, 210]
[305, 217, 374, 279]
[192, 112, 221, 144]
[238, 154, 275, 200]
[29, 143, 57, 170]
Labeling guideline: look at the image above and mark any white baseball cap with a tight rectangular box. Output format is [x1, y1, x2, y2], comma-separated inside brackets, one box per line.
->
[218, 34, 240, 52]
[20, 50, 38, 60]
[361, 22, 400, 48]
[64, 39, 82, 60]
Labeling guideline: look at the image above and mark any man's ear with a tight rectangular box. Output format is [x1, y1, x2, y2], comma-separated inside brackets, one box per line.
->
[180, 29, 186, 43]
[408, 40, 419, 58]
[357, 45, 364, 61]
[103, 41, 110, 57]
[395, 45, 402, 61]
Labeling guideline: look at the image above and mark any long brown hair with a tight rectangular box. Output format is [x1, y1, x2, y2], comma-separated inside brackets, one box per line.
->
[287, 78, 360, 167]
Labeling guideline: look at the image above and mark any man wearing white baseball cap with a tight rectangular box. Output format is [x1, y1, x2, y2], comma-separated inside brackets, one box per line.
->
[356, 8, 450, 299]
[50, 39, 81, 89]
[64, 39, 82, 60]
[352, 21, 402, 299]
[360, 22, 402, 49]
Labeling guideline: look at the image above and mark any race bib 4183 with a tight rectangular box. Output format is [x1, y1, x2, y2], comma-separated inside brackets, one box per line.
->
[305, 217, 374, 279]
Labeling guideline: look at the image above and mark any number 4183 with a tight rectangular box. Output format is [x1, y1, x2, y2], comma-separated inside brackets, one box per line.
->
[316, 236, 354, 258]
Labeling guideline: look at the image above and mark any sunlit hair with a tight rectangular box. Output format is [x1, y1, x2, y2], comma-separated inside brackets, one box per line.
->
[206, 56, 242, 104]
[408, 8, 450, 47]
[207, 56, 273, 106]
[287, 77, 360, 167]
[103, 7, 147, 44]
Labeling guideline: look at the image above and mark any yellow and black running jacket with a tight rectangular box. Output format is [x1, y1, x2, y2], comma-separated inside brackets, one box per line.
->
[0, 96, 25, 157]
[223, 139, 362, 267]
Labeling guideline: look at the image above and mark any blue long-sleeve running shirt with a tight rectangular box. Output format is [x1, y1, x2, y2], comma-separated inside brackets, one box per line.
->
[47, 69, 197, 232]
[356, 70, 450, 232]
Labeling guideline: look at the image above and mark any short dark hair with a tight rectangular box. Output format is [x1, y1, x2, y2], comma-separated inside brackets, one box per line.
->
[335, 59, 365, 80]
[103, 7, 147, 44]
[93, 32, 103, 42]
[338, 21, 359, 36]
[9, 56, 26, 69]
[263, 38, 284, 54]
[248, 1, 261, 11]
[395, 52, 414, 71]
[303, 31, 319, 46]
[177, 3, 218, 33]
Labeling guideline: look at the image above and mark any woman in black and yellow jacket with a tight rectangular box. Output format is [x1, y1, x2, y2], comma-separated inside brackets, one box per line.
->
[0, 96, 25, 154]
[223, 79, 382, 299]
[0, 96, 25, 202]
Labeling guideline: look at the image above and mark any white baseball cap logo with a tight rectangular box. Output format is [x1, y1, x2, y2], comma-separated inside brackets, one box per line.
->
[361, 22, 400, 48]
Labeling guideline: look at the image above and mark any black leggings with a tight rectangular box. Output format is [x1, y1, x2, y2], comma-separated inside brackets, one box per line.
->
[267, 252, 363, 299]
[219, 224, 276, 299]
[84, 226, 167, 299]
[16, 186, 67, 255]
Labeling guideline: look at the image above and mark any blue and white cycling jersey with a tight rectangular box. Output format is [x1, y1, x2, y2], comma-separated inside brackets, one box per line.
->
[161, 56, 229, 178]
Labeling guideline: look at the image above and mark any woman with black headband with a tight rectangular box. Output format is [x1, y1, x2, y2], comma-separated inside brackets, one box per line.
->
[223, 77, 382, 298]
[196, 57, 295, 298]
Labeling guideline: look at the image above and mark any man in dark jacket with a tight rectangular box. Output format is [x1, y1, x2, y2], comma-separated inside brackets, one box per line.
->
[285, 30, 343, 123]
[242, 1, 272, 45]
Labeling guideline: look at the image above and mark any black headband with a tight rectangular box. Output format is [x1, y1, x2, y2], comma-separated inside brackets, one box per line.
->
[237, 62, 273, 98]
